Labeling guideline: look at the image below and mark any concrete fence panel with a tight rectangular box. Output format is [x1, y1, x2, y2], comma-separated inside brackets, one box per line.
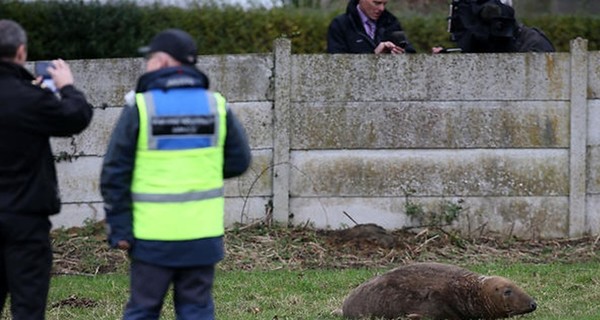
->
[42, 38, 599, 239]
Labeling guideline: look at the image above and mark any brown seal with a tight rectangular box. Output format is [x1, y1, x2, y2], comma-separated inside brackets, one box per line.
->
[341, 262, 537, 320]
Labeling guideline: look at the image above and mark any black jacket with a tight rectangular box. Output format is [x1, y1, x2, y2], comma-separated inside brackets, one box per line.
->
[327, 0, 416, 54]
[515, 25, 555, 53]
[0, 61, 93, 216]
[101, 65, 252, 267]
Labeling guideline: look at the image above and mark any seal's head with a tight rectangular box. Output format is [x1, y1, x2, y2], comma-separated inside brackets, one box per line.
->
[480, 276, 537, 318]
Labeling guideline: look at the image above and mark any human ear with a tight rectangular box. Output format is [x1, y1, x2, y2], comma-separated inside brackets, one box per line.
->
[15, 44, 27, 65]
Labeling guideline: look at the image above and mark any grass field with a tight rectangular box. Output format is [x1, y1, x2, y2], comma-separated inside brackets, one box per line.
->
[7, 262, 594, 319]
[2, 222, 600, 319]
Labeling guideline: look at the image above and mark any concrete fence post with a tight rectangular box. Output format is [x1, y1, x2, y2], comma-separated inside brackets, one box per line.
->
[569, 37, 589, 237]
[272, 38, 292, 225]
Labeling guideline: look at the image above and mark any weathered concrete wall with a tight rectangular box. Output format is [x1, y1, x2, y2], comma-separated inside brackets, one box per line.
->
[42, 38, 598, 239]
[45, 55, 274, 230]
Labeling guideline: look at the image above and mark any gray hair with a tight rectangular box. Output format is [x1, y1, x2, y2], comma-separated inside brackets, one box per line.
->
[500, 0, 513, 7]
[0, 19, 27, 59]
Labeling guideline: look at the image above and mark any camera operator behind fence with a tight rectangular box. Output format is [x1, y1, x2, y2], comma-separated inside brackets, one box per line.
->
[327, 0, 417, 54]
[434, 0, 554, 53]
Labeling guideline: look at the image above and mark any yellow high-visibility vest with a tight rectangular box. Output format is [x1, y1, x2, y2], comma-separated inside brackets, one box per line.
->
[131, 88, 227, 241]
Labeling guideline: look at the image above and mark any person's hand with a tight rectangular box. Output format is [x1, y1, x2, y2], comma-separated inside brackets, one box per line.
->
[117, 240, 131, 250]
[46, 59, 74, 90]
[374, 41, 404, 54]
[432, 46, 444, 54]
[32, 76, 43, 86]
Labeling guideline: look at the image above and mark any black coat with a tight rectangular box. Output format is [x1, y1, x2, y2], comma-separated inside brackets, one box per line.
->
[515, 25, 555, 53]
[0, 61, 93, 216]
[327, 0, 416, 54]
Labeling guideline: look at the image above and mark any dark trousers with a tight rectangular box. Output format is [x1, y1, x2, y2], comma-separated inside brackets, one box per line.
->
[0, 213, 52, 320]
[123, 260, 216, 320]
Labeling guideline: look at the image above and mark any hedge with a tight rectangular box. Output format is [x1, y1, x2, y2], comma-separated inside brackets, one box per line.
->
[1, 1, 599, 60]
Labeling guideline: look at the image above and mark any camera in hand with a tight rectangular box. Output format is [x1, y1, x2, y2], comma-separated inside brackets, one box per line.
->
[390, 31, 408, 49]
[389, 31, 417, 53]
[34, 61, 57, 92]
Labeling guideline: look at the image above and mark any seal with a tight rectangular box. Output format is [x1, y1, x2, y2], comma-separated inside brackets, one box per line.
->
[341, 262, 537, 320]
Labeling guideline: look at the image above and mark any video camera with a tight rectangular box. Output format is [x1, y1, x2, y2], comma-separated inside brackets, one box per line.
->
[446, 0, 517, 53]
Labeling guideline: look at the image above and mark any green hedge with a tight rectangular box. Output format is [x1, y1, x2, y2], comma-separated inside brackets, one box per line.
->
[1, 1, 599, 60]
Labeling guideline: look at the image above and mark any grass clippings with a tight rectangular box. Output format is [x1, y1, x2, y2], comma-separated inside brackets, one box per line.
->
[51, 220, 600, 275]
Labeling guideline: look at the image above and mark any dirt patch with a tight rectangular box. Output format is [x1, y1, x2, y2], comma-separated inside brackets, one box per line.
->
[51, 221, 600, 275]
[50, 295, 98, 309]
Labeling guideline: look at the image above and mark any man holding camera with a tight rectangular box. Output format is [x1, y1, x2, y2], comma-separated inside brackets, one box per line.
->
[327, 0, 416, 54]
[0, 19, 93, 320]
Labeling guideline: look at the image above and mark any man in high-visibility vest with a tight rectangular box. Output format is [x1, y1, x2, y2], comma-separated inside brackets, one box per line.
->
[100, 28, 251, 320]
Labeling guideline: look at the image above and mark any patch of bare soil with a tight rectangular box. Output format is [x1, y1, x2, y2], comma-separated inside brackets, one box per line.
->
[50, 295, 98, 309]
[51, 221, 600, 275]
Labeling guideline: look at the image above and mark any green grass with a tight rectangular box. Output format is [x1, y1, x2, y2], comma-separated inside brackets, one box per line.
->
[5, 221, 600, 319]
[3, 262, 599, 319]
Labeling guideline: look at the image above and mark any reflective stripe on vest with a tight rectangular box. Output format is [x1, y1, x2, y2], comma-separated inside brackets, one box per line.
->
[132, 88, 227, 241]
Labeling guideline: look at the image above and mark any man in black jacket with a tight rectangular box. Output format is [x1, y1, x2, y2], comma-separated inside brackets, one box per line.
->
[0, 19, 93, 320]
[513, 25, 555, 52]
[503, 0, 554, 53]
[327, 0, 416, 54]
